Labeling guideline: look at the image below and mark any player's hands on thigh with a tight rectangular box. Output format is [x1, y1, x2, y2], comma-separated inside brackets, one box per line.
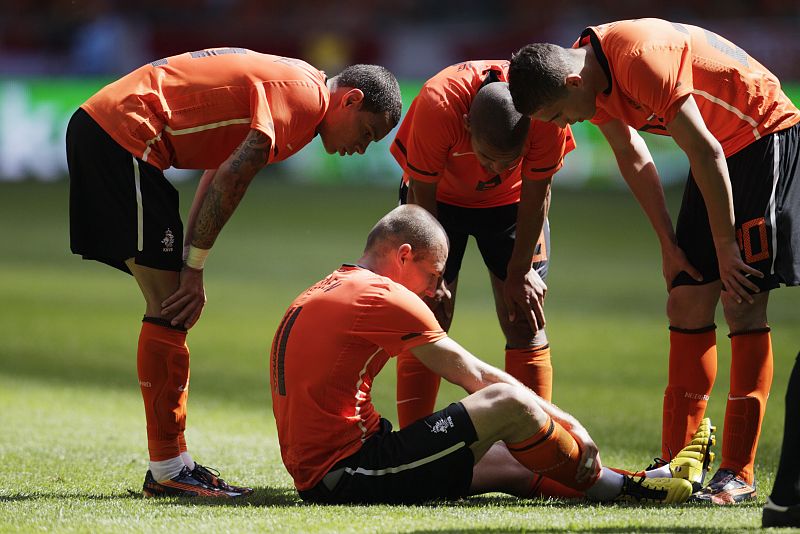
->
[161, 266, 207, 329]
[717, 241, 763, 304]
[503, 267, 547, 332]
[661, 242, 703, 290]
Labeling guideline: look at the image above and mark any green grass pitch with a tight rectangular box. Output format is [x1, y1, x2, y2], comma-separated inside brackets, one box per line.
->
[0, 179, 797, 532]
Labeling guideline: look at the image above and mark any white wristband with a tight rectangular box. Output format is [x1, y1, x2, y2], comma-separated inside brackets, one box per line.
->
[185, 245, 210, 270]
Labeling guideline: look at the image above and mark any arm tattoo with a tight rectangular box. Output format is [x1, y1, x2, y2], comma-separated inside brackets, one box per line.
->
[191, 130, 271, 249]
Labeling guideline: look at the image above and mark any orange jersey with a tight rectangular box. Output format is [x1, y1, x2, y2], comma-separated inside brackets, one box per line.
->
[390, 61, 575, 208]
[577, 19, 800, 157]
[270, 265, 447, 491]
[82, 48, 329, 170]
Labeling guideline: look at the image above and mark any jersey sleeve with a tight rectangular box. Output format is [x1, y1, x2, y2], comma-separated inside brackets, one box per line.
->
[250, 82, 277, 160]
[614, 40, 694, 124]
[354, 285, 446, 356]
[521, 122, 576, 180]
[390, 87, 459, 184]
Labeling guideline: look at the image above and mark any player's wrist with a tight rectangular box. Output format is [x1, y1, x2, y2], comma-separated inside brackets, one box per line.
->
[185, 245, 210, 270]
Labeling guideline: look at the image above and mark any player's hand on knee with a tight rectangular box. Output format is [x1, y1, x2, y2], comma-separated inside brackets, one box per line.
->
[717, 242, 762, 304]
[504, 268, 547, 332]
[570, 424, 601, 484]
[161, 266, 207, 329]
[661, 243, 703, 291]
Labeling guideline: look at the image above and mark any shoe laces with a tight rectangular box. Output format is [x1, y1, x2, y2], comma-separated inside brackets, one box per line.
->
[194, 464, 221, 478]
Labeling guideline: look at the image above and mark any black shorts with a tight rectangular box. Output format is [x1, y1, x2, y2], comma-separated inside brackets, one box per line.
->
[399, 183, 550, 285]
[298, 402, 477, 504]
[66, 108, 183, 275]
[674, 122, 800, 291]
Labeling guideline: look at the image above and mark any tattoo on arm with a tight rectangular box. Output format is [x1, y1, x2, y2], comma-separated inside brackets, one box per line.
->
[191, 130, 271, 249]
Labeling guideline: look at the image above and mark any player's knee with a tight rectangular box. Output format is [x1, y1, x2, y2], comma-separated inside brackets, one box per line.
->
[484, 383, 545, 431]
[667, 287, 716, 328]
[720, 292, 768, 332]
[499, 318, 542, 348]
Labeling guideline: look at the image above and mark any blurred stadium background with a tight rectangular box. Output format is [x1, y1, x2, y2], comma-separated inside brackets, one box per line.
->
[1, 0, 798, 186]
[1, 2, 799, 528]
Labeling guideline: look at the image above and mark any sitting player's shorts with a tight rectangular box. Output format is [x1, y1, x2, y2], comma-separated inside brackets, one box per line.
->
[298, 402, 477, 504]
[674, 122, 800, 291]
[399, 183, 550, 285]
[66, 108, 183, 275]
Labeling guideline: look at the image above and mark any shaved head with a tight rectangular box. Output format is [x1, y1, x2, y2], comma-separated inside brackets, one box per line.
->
[468, 82, 530, 152]
[364, 204, 448, 261]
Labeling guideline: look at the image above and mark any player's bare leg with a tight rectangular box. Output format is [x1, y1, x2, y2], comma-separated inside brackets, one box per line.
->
[126, 259, 250, 497]
[694, 291, 772, 503]
[662, 283, 720, 460]
[490, 272, 552, 401]
[460, 384, 692, 503]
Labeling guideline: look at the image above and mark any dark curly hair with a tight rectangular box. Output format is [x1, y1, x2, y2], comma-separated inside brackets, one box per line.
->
[331, 64, 402, 127]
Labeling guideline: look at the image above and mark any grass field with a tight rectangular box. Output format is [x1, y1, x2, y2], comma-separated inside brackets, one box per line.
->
[1, 179, 798, 532]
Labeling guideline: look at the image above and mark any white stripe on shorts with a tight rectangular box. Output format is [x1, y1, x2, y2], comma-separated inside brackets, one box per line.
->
[343, 441, 467, 478]
[768, 134, 780, 274]
[132, 156, 143, 252]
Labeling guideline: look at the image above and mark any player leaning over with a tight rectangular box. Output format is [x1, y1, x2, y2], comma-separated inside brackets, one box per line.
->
[390, 61, 573, 437]
[270, 204, 713, 505]
[508, 18, 800, 504]
[67, 48, 401, 498]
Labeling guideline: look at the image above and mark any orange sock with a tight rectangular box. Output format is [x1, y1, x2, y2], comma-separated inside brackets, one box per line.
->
[662, 326, 717, 458]
[396, 351, 440, 428]
[721, 328, 774, 484]
[505, 345, 553, 402]
[529, 474, 584, 499]
[137, 318, 190, 461]
[178, 432, 187, 454]
[507, 417, 595, 491]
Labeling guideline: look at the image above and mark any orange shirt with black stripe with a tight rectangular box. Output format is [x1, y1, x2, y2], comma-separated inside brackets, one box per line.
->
[82, 48, 329, 170]
[577, 19, 800, 157]
[270, 265, 447, 491]
[391, 60, 575, 208]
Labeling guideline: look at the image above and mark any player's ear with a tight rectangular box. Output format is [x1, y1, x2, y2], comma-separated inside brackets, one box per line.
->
[397, 243, 413, 265]
[565, 73, 583, 89]
[462, 113, 471, 133]
[342, 88, 365, 108]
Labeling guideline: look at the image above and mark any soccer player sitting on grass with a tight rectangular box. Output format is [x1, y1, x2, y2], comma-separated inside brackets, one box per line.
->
[390, 61, 573, 432]
[508, 18, 800, 504]
[66, 48, 401, 498]
[270, 204, 712, 505]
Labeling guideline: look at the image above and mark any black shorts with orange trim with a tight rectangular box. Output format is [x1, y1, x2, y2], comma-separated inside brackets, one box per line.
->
[66, 108, 183, 275]
[674, 122, 800, 291]
[298, 402, 477, 504]
[399, 182, 550, 285]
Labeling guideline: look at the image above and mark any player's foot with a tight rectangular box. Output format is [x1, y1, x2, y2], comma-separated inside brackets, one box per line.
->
[191, 463, 253, 495]
[618, 476, 693, 504]
[762, 497, 800, 528]
[668, 417, 716, 491]
[142, 466, 244, 498]
[691, 468, 756, 505]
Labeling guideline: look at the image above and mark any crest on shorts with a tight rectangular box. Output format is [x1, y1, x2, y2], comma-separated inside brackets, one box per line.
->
[428, 415, 455, 434]
[161, 228, 175, 252]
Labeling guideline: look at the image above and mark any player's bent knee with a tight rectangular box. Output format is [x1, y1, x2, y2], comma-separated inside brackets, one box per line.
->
[667, 285, 718, 328]
[720, 291, 769, 332]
